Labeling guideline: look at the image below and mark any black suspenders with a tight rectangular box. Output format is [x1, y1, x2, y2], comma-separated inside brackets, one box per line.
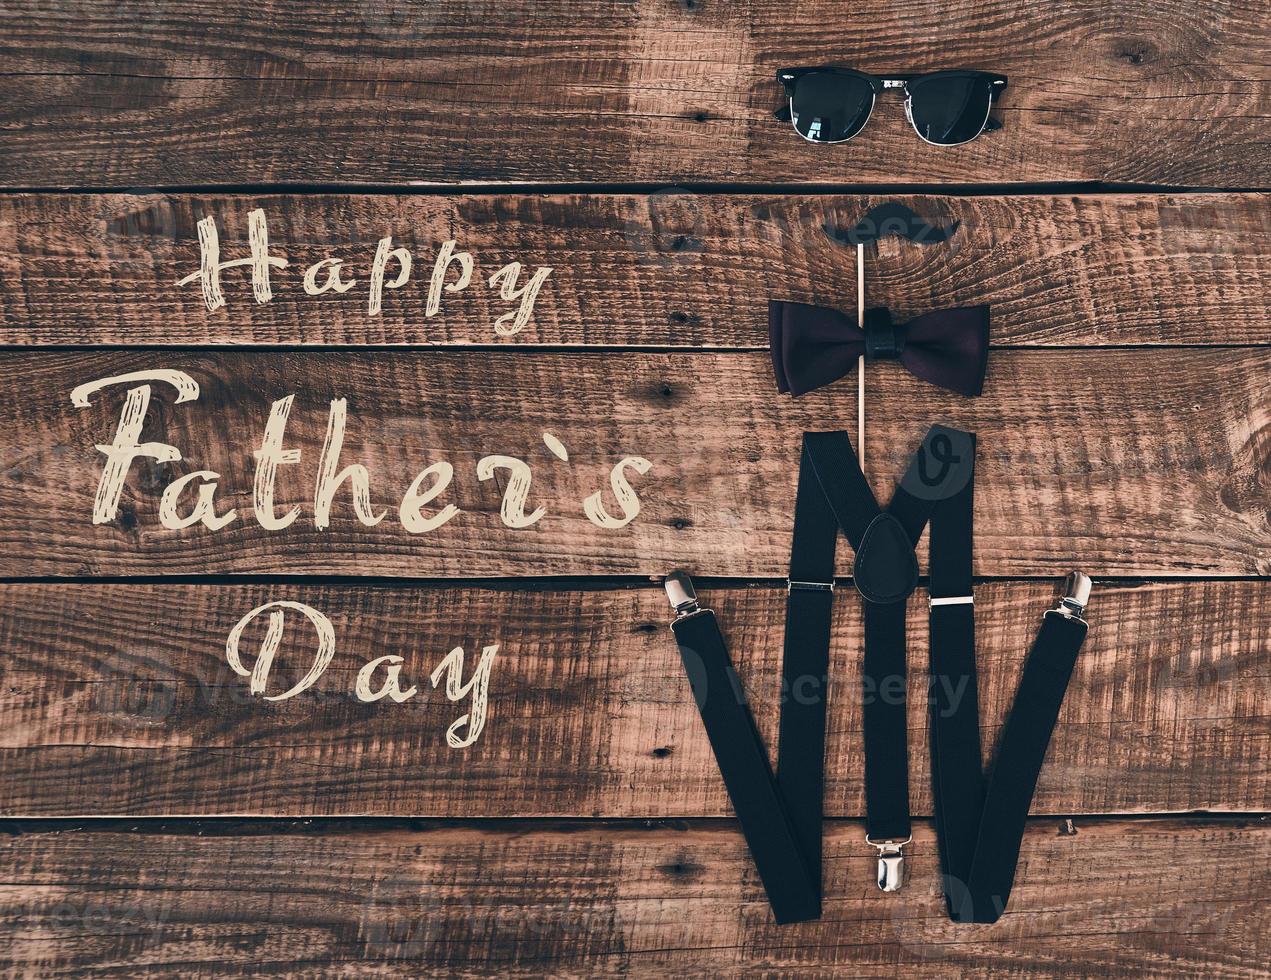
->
[665, 426, 1091, 924]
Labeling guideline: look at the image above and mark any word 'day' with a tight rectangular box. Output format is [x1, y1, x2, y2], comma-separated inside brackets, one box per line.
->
[226, 599, 499, 749]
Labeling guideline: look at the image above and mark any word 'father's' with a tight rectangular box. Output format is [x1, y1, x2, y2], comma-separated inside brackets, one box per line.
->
[73, 369, 652, 534]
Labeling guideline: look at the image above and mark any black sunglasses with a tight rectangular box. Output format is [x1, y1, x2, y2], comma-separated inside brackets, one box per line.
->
[775, 68, 1007, 146]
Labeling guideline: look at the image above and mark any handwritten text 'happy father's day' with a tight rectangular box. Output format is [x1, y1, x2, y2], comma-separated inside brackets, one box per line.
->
[72, 208, 653, 748]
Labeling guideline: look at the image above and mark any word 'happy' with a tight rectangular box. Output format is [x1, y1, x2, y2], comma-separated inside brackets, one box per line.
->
[177, 208, 553, 336]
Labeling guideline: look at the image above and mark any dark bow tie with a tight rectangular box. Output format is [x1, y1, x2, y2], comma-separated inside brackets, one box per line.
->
[769, 301, 990, 398]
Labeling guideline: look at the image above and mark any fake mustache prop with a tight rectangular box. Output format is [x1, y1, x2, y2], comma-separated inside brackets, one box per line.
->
[823, 201, 961, 246]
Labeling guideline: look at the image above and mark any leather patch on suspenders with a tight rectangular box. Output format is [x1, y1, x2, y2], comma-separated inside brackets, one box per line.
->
[852, 512, 919, 604]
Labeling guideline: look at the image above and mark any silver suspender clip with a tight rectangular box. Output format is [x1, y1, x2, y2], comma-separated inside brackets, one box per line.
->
[866, 835, 911, 892]
[664, 570, 705, 620]
[1047, 571, 1092, 624]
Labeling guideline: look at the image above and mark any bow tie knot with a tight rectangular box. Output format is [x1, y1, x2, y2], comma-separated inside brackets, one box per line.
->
[769, 300, 990, 398]
[863, 307, 904, 361]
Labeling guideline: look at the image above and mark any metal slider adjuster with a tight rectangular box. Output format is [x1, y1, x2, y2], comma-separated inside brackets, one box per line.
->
[1046, 571, 1092, 624]
[929, 594, 974, 608]
[787, 579, 835, 593]
[866, 835, 912, 892]
[664, 570, 706, 621]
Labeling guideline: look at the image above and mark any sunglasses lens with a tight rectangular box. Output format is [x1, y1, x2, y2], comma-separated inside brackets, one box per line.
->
[790, 72, 873, 142]
[907, 75, 993, 145]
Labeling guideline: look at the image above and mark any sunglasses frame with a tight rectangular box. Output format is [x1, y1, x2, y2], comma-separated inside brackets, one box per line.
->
[774, 67, 1008, 146]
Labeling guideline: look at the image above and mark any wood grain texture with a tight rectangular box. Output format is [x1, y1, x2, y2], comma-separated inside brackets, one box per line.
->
[0, 580, 1265, 817]
[0, 0, 1267, 187]
[0, 818, 1265, 976]
[0, 348, 1266, 577]
[2, 192, 1268, 347]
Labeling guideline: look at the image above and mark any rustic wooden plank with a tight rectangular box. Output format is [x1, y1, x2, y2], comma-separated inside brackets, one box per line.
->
[0, 580, 1264, 816]
[2, 192, 1268, 347]
[0, 817, 1265, 976]
[0, 349, 1266, 577]
[1, 0, 1268, 187]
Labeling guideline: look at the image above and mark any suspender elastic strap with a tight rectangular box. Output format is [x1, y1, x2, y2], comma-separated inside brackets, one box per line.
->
[777, 442, 840, 889]
[660, 434, 852, 924]
[926, 432, 988, 911]
[661, 430, 903, 922]
[802, 432, 913, 851]
[665, 586, 821, 924]
[805, 429, 959, 873]
[924, 431, 1091, 921]
[929, 574, 1090, 922]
